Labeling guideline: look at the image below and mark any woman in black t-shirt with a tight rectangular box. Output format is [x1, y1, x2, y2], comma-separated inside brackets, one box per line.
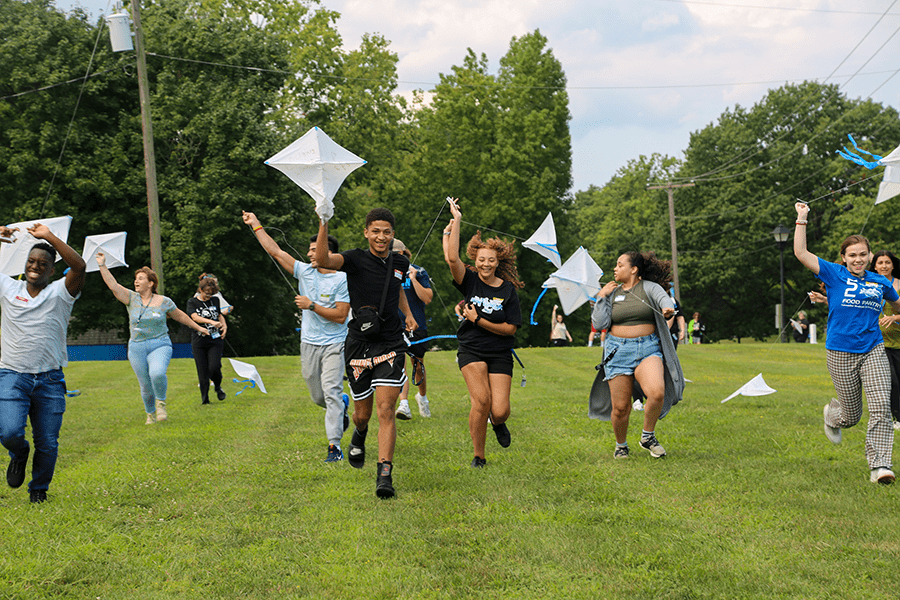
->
[186, 277, 227, 404]
[443, 198, 523, 468]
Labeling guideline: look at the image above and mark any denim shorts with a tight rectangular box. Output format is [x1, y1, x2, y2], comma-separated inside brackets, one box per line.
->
[603, 333, 663, 381]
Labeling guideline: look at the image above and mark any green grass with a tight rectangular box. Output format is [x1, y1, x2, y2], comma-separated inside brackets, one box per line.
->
[2, 344, 899, 599]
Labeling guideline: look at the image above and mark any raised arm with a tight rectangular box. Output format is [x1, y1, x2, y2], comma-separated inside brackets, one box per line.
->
[442, 198, 465, 285]
[793, 202, 819, 274]
[314, 219, 344, 271]
[95, 252, 131, 304]
[28, 223, 85, 297]
[242, 211, 296, 273]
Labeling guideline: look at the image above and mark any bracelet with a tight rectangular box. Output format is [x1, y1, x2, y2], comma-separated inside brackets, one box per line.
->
[795, 220, 807, 225]
[442, 231, 451, 236]
[252, 225, 263, 232]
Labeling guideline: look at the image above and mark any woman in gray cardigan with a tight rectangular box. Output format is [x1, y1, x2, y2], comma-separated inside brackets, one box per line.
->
[590, 252, 685, 459]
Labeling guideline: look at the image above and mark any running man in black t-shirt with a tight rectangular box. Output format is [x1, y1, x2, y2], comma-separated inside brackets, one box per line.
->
[315, 207, 417, 499]
[442, 198, 523, 468]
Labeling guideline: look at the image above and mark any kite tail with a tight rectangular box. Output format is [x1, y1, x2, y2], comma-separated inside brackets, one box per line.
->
[232, 378, 257, 396]
[836, 134, 883, 170]
[529, 288, 550, 325]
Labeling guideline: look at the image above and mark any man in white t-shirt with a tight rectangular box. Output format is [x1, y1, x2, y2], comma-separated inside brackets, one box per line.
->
[0, 223, 86, 504]
[242, 212, 350, 462]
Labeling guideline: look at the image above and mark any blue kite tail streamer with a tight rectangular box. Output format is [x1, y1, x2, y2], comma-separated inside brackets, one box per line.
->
[836, 134, 883, 169]
[406, 333, 458, 346]
[529, 288, 550, 326]
[66, 389, 81, 397]
[232, 378, 256, 395]
[511, 349, 525, 369]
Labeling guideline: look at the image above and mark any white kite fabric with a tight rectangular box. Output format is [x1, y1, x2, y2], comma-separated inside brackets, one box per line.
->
[0, 215, 73, 276]
[522, 212, 561, 268]
[836, 135, 900, 205]
[82, 232, 129, 273]
[721, 373, 776, 403]
[228, 358, 267, 394]
[542, 247, 604, 315]
[265, 127, 366, 223]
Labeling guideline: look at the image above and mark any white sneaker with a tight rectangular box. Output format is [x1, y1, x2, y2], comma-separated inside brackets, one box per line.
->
[823, 403, 841, 444]
[156, 400, 168, 422]
[870, 467, 896, 485]
[415, 393, 431, 417]
[632, 400, 644, 412]
[396, 399, 412, 420]
[145, 412, 156, 425]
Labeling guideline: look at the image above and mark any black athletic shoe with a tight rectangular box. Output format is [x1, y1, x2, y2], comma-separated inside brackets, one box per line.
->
[29, 490, 47, 504]
[471, 456, 487, 468]
[216, 387, 227, 401]
[492, 422, 511, 448]
[348, 428, 367, 469]
[6, 448, 29, 489]
[375, 461, 395, 498]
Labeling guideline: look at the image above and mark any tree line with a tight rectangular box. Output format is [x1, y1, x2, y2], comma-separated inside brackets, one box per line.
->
[2, 0, 898, 353]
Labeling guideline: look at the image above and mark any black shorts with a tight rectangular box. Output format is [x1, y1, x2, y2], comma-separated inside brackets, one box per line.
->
[457, 350, 513, 377]
[551, 339, 568, 347]
[404, 329, 430, 359]
[344, 337, 407, 401]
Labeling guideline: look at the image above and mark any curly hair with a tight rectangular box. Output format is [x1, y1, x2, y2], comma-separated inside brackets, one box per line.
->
[623, 251, 671, 287]
[465, 231, 524, 289]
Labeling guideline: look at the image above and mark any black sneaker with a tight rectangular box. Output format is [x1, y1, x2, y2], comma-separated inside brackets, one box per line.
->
[348, 428, 367, 469]
[375, 461, 395, 498]
[29, 490, 47, 504]
[492, 422, 511, 448]
[216, 387, 227, 401]
[639, 433, 667, 458]
[6, 448, 29, 489]
[471, 456, 487, 468]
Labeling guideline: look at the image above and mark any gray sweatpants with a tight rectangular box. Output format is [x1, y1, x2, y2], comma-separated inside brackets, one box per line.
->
[301, 341, 346, 446]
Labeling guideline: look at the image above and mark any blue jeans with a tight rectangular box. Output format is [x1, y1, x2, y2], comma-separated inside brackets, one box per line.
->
[128, 337, 173, 413]
[0, 368, 67, 492]
[603, 333, 663, 380]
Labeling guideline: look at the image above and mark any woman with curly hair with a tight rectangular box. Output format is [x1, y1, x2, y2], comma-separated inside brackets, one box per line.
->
[443, 198, 523, 468]
[591, 251, 684, 459]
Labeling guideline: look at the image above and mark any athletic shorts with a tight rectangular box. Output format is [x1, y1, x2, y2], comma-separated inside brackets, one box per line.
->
[344, 337, 407, 401]
[603, 333, 663, 381]
[404, 329, 430, 359]
[457, 350, 513, 377]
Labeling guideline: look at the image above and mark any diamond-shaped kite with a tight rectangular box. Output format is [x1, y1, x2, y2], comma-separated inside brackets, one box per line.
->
[522, 212, 562, 268]
[530, 247, 603, 324]
[0, 215, 73, 276]
[82, 232, 129, 273]
[265, 127, 366, 223]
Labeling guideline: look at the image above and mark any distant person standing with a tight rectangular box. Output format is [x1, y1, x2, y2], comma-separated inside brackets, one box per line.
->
[393, 240, 433, 421]
[792, 310, 810, 343]
[243, 212, 351, 462]
[186, 277, 228, 405]
[689, 312, 705, 344]
[0, 223, 85, 504]
[550, 305, 572, 347]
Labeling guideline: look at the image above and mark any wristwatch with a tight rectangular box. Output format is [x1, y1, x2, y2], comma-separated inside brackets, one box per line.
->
[308, 302, 317, 312]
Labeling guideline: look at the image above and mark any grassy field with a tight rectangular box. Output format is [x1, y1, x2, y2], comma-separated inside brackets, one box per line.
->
[1, 343, 899, 599]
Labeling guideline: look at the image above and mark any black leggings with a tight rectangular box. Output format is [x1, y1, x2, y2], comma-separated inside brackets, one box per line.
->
[192, 337, 224, 401]
[885, 347, 900, 421]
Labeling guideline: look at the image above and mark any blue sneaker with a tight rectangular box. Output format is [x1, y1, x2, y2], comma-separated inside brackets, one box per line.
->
[342, 393, 350, 432]
[325, 444, 343, 462]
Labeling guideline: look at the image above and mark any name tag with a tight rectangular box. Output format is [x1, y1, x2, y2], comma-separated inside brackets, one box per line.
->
[614, 295, 626, 302]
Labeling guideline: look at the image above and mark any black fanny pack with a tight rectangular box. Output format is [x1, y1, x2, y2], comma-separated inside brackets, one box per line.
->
[356, 249, 394, 340]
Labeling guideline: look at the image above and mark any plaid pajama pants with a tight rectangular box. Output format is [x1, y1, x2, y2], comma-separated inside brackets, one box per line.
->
[825, 344, 894, 470]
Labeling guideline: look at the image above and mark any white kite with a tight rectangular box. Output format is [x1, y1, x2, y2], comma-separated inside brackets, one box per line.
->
[836, 135, 900, 205]
[530, 247, 603, 324]
[0, 215, 73, 276]
[265, 127, 366, 223]
[82, 232, 129, 273]
[522, 212, 561, 268]
[228, 358, 267, 394]
[721, 373, 776, 404]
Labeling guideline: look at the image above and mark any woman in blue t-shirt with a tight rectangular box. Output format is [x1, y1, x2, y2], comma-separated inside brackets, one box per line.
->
[443, 198, 523, 468]
[793, 202, 900, 485]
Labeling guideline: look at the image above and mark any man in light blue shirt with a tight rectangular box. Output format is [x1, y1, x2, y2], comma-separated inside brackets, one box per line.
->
[243, 212, 350, 462]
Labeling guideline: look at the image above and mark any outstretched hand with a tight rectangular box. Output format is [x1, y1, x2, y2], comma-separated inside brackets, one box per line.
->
[95, 251, 106, 267]
[795, 201, 809, 220]
[242, 211, 260, 229]
[27, 223, 52, 240]
[0, 225, 18, 242]
[447, 197, 461, 220]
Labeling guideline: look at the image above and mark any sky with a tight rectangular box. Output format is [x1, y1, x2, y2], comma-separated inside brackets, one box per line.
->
[55, 0, 900, 194]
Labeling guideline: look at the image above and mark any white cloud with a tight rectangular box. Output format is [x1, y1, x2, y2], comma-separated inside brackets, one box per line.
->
[642, 12, 679, 32]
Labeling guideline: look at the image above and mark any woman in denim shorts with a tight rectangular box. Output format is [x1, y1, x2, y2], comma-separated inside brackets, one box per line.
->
[591, 252, 684, 459]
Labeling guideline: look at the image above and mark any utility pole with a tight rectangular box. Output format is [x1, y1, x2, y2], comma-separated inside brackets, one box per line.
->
[647, 182, 695, 303]
[129, 0, 164, 293]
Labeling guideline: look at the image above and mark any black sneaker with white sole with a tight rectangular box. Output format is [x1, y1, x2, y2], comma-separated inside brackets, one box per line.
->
[639, 433, 666, 458]
[376, 461, 395, 498]
[348, 427, 367, 469]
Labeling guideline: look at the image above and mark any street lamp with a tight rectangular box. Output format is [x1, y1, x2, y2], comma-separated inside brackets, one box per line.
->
[772, 224, 792, 343]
